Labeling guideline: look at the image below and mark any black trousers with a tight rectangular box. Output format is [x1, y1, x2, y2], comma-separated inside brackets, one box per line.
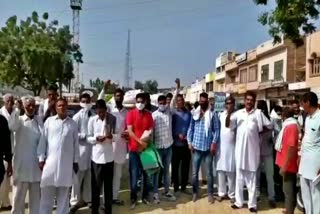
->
[171, 145, 191, 192]
[91, 161, 114, 214]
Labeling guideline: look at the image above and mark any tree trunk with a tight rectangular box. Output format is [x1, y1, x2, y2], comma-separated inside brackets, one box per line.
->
[59, 81, 63, 97]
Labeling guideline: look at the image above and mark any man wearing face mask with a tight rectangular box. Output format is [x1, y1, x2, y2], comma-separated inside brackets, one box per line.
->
[151, 95, 176, 204]
[126, 93, 154, 209]
[10, 96, 43, 214]
[70, 93, 93, 213]
[187, 92, 220, 203]
[0, 93, 18, 210]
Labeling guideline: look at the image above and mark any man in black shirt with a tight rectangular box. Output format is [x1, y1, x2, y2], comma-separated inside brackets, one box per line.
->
[0, 114, 12, 185]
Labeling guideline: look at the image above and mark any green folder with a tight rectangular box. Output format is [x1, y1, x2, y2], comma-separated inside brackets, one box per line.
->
[139, 142, 163, 176]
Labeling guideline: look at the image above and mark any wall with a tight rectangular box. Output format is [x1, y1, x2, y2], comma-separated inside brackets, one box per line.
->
[285, 39, 306, 83]
[258, 49, 288, 82]
[306, 31, 320, 88]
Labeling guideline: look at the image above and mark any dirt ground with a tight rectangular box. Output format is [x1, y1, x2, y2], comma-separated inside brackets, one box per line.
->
[0, 188, 303, 214]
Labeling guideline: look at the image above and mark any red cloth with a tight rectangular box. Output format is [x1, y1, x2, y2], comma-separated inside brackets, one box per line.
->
[126, 109, 154, 152]
[276, 124, 299, 173]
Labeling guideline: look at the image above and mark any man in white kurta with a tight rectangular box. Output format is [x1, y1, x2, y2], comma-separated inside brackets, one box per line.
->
[70, 93, 93, 212]
[0, 94, 19, 209]
[98, 84, 129, 205]
[299, 92, 320, 214]
[38, 99, 79, 214]
[11, 96, 43, 214]
[216, 96, 236, 202]
[231, 92, 272, 213]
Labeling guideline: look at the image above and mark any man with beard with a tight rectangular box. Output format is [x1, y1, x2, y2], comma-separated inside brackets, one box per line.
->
[187, 92, 220, 203]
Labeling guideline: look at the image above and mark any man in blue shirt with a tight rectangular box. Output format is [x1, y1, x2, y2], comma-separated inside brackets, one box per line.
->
[171, 80, 192, 195]
[187, 92, 220, 203]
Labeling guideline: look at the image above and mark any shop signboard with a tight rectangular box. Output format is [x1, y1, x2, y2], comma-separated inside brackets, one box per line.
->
[214, 92, 226, 112]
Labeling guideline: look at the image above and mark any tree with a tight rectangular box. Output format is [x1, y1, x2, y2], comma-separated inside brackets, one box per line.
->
[0, 11, 82, 96]
[90, 78, 104, 92]
[134, 81, 144, 90]
[134, 80, 158, 93]
[255, 0, 320, 45]
[143, 80, 158, 94]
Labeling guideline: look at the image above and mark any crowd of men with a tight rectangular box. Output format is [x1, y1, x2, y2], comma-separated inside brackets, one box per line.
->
[0, 79, 319, 214]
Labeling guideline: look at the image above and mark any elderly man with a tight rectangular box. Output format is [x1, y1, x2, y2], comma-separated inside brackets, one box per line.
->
[10, 96, 43, 214]
[38, 98, 79, 214]
[0, 94, 19, 210]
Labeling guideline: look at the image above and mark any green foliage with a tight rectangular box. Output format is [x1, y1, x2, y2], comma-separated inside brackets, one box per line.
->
[134, 80, 158, 94]
[0, 11, 82, 95]
[255, 0, 320, 45]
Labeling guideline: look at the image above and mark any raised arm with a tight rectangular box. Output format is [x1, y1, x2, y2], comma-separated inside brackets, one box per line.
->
[170, 78, 181, 110]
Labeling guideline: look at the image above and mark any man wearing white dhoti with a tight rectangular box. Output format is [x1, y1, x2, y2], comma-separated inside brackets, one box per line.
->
[230, 91, 272, 213]
[69, 93, 93, 213]
[216, 96, 236, 203]
[38, 98, 79, 214]
[11, 96, 43, 214]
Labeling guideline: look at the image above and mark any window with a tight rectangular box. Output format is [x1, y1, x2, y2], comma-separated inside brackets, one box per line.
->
[206, 81, 213, 92]
[248, 65, 257, 82]
[310, 57, 320, 77]
[239, 68, 247, 83]
[274, 60, 283, 80]
[261, 64, 269, 82]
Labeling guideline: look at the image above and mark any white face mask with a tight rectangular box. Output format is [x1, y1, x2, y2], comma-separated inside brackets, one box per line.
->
[158, 104, 167, 112]
[80, 102, 92, 110]
[136, 103, 145, 110]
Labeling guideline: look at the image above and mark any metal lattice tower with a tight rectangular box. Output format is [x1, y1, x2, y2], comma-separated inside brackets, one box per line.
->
[124, 29, 133, 89]
[70, 0, 82, 92]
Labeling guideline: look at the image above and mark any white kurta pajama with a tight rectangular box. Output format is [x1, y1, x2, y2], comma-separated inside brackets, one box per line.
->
[38, 115, 79, 214]
[216, 111, 236, 199]
[110, 106, 128, 200]
[232, 108, 272, 209]
[70, 109, 92, 206]
[0, 106, 19, 208]
[10, 115, 43, 214]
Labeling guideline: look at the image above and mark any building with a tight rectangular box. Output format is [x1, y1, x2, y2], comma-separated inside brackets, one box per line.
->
[306, 31, 320, 98]
[185, 78, 205, 103]
[205, 71, 215, 98]
[214, 52, 237, 93]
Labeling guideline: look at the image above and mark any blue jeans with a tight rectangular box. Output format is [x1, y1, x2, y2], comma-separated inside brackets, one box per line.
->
[152, 147, 172, 194]
[192, 150, 214, 195]
[129, 152, 151, 201]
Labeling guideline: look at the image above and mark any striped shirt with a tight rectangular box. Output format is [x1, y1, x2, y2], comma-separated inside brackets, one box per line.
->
[187, 111, 220, 151]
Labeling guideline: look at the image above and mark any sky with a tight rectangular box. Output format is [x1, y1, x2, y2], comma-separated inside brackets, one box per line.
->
[0, 0, 276, 88]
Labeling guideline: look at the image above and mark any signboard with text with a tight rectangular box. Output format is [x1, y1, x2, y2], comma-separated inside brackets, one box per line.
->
[214, 92, 226, 112]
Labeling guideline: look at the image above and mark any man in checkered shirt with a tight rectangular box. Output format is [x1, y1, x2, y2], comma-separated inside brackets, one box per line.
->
[187, 92, 220, 203]
[152, 95, 176, 204]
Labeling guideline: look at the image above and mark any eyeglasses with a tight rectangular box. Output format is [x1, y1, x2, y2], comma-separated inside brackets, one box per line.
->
[226, 102, 233, 105]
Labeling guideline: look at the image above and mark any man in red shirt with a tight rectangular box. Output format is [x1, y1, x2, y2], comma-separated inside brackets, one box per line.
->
[275, 107, 300, 214]
[126, 93, 154, 209]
